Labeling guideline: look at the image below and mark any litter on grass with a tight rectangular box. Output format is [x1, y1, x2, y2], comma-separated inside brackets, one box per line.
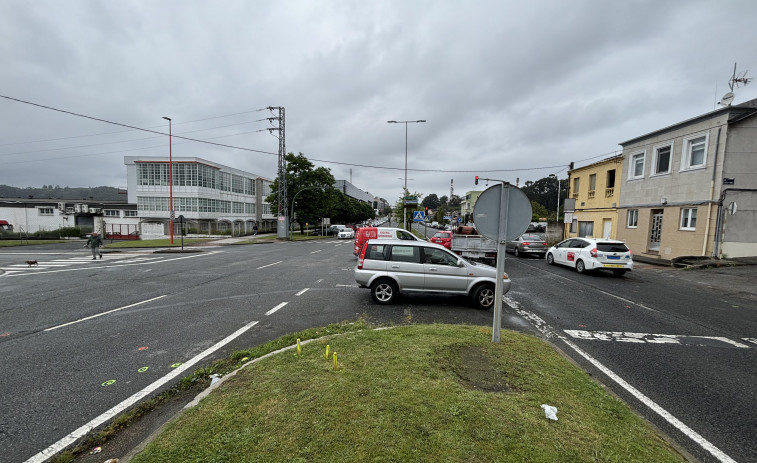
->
[541, 404, 558, 421]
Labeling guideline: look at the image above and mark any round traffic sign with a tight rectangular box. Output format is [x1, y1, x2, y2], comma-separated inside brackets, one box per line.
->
[472, 183, 532, 241]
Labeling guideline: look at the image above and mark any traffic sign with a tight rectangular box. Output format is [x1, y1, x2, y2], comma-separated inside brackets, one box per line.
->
[413, 211, 425, 222]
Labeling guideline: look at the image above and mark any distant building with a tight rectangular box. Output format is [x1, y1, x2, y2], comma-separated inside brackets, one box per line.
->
[564, 155, 623, 239]
[460, 190, 483, 222]
[0, 197, 137, 237]
[124, 156, 274, 238]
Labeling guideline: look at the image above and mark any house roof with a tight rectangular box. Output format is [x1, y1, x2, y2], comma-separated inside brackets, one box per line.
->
[620, 97, 757, 146]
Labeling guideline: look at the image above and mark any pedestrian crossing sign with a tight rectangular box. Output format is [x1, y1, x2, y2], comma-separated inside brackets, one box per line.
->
[413, 211, 425, 222]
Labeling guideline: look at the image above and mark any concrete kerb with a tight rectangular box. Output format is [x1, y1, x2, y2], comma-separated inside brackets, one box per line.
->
[121, 327, 394, 461]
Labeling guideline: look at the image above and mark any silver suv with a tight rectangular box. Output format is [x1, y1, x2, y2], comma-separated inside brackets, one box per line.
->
[355, 239, 511, 309]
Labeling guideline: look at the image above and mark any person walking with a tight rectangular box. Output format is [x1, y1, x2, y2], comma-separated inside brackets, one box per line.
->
[86, 232, 103, 260]
[252, 224, 258, 236]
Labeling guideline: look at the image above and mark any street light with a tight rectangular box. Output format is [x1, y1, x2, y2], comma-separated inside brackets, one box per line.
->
[387, 119, 426, 230]
[550, 173, 561, 238]
[163, 116, 174, 244]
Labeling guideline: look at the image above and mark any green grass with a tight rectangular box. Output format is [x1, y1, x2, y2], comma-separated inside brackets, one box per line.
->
[0, 239, 68, 246]
[131, 324, 684, 463]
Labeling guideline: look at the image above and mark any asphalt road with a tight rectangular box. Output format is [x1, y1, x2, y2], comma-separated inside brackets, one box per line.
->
[1, 239, 756, 463]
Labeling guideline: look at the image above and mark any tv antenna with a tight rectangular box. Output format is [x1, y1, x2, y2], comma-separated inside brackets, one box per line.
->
[729, 62, 752, 91]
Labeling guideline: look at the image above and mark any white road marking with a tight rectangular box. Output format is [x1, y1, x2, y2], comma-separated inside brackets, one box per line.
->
[295, 288, 309, 296]
[2, 252, 219, 277]
[310, 249, 322, 254]
[502, 296, 737, 463]
[564, 330, 751, 348]
[336, 284, 358, 288]
[316, 279, 324, 283]
[743, 338, 757, 346]
[44, 296, 168, 332]
[25, 320, 260, 463]
[265, 302, 288, 316]
[256, 260, 282, 270]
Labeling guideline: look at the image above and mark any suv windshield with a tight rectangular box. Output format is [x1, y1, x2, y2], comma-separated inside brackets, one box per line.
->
[597, 242, 629, 252]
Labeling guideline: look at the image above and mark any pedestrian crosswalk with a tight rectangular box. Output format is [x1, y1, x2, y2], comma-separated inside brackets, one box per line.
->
[1, 253, 166, 275]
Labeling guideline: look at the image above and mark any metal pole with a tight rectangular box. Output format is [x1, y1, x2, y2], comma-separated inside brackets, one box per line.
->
[163, 117, 174, 244]
[492, 183, 510, 343]
[404, 122, 408, 230]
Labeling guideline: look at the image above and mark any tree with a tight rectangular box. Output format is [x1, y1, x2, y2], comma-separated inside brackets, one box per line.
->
[530, 201, 549, 221]
[266, 153, 336, 233]
[421, 193, 440, 210]
[521, 176, 568, 216]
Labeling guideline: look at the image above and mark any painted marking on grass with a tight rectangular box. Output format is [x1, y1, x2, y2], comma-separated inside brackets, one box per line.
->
[564, 330, 751, 348]
[256, 261, 282, 270]
[44, 295, 167, 332]
[265, 302, 288, 316]
[502, 297, 737, 463]
[295, 288, 309, 296]
[25, 320, 259, 463]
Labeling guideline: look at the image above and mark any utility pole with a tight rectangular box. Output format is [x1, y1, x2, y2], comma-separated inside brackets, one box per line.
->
[268, 107, 287, 239]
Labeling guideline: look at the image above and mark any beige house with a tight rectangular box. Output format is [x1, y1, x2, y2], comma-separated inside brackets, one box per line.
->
[617, 98, 757, 260]
[565, 155, 623, 239]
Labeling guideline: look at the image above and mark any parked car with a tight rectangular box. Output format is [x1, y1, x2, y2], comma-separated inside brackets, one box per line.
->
[506, 233, 548, 258]
[355, 239, 511, 309]
[327, 224, 346, 236]
[546, 238, 633, 276]
[430, 221, 439, 228]
[338, 228, 355, 239]
[429, 230, 452, 249]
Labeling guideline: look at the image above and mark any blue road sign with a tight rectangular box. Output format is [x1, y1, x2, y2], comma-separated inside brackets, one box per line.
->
[458, 217, 463, 223]
[413, 211, 425, 222]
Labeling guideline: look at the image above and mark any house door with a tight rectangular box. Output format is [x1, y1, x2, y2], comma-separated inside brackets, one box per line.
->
[648, 209, 663, 252]
[602, 219, 612, 238]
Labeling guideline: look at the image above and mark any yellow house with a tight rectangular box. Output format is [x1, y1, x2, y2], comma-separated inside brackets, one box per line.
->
[565, 155, 623, 239]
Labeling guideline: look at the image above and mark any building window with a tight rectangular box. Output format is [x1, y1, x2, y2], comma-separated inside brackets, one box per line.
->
[627, 209, 638, 228]
[652, 143, 672, 175]
[38, 207, 54, 215]
[680, 208, 697, 230]
[570, 219, 577, 233]
[682, 133, 708, 170]
[572, 177, 580, 198]
[578, 221, 594, 237]
[123, 210, 138, 217]
[629, 151, 645, 179]
[104, 209, 120, 217]
[587, 174, 596, 198]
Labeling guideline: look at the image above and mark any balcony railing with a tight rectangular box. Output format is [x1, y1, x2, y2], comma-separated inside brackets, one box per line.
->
[605, 187, 614, 198]
[587, 190, 595, 199]
[572, 193, 578, 199]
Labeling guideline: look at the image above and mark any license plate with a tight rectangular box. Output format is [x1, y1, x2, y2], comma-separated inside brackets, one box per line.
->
[604, 264, 624, 268]
[607, 255, 620, 260]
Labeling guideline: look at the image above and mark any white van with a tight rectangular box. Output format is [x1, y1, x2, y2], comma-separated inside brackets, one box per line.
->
[353, 227, 420, 255]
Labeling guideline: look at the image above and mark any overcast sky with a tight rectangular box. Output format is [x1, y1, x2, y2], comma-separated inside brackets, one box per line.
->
[2, 0, 757, 206]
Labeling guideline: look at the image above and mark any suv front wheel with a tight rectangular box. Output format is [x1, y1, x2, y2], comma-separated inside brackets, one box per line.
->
[371, 279, 398, 305]
[471, 284, 495, 310]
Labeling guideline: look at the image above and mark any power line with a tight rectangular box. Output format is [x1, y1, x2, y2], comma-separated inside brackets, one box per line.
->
[0, 94, 278, 156]
[0, 93, 621, 176]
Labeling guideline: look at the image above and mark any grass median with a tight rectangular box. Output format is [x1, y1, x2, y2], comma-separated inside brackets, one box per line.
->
[131, 324, 684, 462]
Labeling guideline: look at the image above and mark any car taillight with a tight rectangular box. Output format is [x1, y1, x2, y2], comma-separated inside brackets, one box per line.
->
[542, 242, 548, 246]
[357, 245, 368, 269]
[590, 248, 597, 258]
[522, 242, 530, 245]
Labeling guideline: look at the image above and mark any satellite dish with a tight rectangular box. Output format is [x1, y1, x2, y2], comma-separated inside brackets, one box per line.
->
[720, 92, 735, 107]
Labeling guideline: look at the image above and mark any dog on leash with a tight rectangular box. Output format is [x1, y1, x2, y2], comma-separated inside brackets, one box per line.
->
[25, 260, 38, 267]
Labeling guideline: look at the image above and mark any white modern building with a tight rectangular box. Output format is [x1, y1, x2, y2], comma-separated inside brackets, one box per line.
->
[124, 156, 275, 238]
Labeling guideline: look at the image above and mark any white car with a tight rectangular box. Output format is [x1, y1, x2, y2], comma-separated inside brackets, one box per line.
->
[546, 238, 633, 276]
[337, 228, 355, 239]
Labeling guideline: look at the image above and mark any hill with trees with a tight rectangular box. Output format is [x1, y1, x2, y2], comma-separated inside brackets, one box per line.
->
[0, 184, 125, 201]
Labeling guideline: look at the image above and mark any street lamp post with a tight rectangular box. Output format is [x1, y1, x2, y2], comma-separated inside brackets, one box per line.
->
[388, 119, 426, 230]
[163, 117, 174, 244]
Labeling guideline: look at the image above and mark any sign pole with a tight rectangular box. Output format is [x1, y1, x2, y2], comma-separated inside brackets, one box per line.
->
[492, 184, 510, 343]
